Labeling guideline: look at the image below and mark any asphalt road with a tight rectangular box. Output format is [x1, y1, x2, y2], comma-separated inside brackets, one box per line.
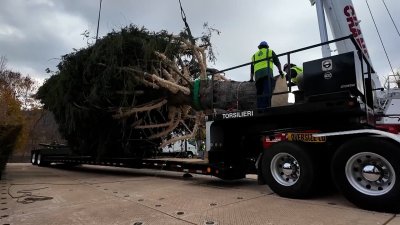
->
[1, 163, 399, 225]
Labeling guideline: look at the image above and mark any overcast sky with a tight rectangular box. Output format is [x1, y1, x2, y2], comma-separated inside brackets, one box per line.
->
[0, 0, 399, 85]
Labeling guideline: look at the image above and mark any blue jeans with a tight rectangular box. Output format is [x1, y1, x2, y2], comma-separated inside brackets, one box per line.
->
[256, 76, 273, 111]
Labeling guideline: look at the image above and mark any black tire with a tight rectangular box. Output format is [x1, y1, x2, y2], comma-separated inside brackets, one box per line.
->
[261, 141, 317, 198]
[31, 152, 37, 165]
[331, 137, 400, 213]
[36, 153, 43, 166]
[186, 151, 194, 158]
[37, 153, 49, 167]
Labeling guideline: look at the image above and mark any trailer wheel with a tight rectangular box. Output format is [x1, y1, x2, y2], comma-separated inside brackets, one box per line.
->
[262, 141, 317, 198]
[36, 153, 42, 166]
[331, 137, 400, 213]
[36, 153, 49, 167]
[31, 152, 37, 165]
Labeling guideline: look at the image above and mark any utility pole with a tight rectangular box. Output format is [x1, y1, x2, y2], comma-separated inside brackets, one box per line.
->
[96, 0, 103, 42]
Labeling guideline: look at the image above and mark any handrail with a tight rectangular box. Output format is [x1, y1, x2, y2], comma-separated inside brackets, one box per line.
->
[211, 35, 373, 75]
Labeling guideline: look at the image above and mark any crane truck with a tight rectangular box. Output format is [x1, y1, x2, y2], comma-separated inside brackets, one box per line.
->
[31, 0, 400, 212]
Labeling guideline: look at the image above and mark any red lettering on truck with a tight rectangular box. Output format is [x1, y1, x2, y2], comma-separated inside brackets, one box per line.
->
[344, 5, 369, 57]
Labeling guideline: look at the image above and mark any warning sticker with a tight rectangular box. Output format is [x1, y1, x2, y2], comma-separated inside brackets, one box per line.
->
[287, 133, 326, 143]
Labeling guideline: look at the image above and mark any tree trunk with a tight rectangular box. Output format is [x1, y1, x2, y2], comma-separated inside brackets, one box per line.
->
[189, 76, 289, 111]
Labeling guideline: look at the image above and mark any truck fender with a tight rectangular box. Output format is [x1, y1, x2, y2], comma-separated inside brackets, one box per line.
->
[256, 152, 267, 185]
[313, 129, 400, 144]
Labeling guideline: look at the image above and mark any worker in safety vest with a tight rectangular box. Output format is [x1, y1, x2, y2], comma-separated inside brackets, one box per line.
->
[250, 41, 284, 110]
[284, 63, 304, 90]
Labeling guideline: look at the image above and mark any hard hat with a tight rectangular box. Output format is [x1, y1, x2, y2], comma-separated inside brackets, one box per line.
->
[283, 63, 289, 71]
[284, 63, 296, 71]
[258, 41, 268, 48]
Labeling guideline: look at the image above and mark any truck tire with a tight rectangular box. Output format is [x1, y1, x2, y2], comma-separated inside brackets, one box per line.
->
[186, 151, 194, 158]
[331, 137, 400, 213]
[261, 141, 317, 198]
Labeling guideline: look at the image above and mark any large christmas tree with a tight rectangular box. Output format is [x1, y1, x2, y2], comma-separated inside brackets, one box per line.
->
[36, 25, 288, 159]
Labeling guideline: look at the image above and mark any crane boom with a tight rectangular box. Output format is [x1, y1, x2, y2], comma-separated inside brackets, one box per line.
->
[311, 0, 400, 127]
[311, 0, 383, 90]
[311, 0, 370, 58]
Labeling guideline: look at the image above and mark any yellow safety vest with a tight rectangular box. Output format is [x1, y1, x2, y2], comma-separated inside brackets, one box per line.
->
[252, 48, 273, 80]
[291, 66, 303, 84]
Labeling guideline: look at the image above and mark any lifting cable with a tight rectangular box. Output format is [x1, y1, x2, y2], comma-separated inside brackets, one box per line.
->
[381, 0, 400, 39]
[95, 0, 103, 42]
[365, 0, 395, 75]
[178, 0, 195, 45]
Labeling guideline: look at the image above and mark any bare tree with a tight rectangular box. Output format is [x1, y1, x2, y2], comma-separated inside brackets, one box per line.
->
[0, 70, 40, 110]
[0, 56, 6, 73]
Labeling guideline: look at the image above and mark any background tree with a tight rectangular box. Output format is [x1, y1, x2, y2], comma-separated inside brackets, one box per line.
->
[0, 57, 23, 174]
[0, 56, 6, 73]
[383, 68, 400, 89]
[0, 56, 43, 163]
[0, 57, 24, 126]
[0, 70, 39, 110]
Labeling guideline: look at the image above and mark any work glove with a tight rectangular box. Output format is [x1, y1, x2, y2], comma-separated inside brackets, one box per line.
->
[279, 70, 285, 78]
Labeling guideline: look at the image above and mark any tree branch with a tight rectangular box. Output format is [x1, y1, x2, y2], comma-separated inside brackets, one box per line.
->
[113, 99, 167, 119]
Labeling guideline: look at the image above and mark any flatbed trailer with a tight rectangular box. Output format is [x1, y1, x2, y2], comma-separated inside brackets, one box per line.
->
[31, 149, 216, 177]
[34, 91, 365, 178]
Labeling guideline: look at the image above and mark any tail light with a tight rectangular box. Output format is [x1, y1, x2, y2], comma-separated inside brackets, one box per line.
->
[262, 133, 286, 149]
